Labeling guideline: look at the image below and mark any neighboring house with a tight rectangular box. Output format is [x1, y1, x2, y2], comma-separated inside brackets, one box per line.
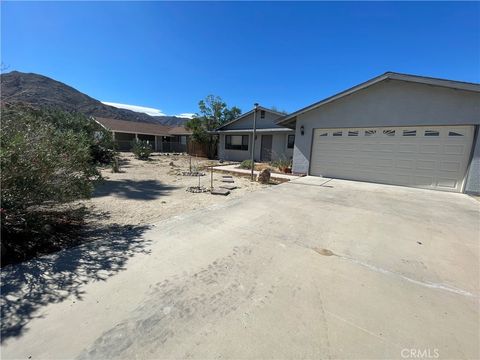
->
[216, 106, 295, 162]
[276, 72, 480, 194]
[95, 117, 192, 152]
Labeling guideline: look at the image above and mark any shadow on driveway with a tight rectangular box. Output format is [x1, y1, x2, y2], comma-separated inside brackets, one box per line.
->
[0, 223, 152, 342]
[94, 179, 178, 200]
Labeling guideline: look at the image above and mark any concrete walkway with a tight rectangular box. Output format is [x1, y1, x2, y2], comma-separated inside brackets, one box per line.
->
[1, 177, 479, 359]
[212, 163, 299, 181]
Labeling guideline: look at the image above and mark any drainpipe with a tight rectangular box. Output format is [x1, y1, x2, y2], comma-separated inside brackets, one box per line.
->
[251, 103, 258, 181]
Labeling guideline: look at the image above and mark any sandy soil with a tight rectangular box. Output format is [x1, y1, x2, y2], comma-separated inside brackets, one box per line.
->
[80, 153, 269, 226]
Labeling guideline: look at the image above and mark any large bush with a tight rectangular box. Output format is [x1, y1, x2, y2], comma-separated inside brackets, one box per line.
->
[132, 140, 153, 160]
[0, 104, 115, 264]
[38, 107, 117, 165]
[239, 159, 253, 169]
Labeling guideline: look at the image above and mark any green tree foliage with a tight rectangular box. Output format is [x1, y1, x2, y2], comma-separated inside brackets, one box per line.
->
[186, 95, 241, 158]
[0, 105, 117, 264]
[132, 140, 153, 160]
[0, 105, 109, 213]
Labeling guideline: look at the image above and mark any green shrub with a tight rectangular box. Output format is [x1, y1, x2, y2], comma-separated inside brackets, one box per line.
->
[38, 107, 117, 165]
[132, 140, 153, 160]
[239, 159, 253, 169]
[270, 157, 292, 171]
[0, 104, 111, 264]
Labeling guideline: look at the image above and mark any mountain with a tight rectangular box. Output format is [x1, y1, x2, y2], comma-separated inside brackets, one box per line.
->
[0, 71, 190, 126]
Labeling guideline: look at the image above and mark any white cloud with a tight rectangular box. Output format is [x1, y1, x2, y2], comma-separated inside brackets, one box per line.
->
[102, 101, 166, 116]
[102, 101, 195, 118]
[175, 113, 195, 119]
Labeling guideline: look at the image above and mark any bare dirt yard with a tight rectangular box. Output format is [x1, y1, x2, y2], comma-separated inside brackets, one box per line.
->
[81, 153, 269, 226]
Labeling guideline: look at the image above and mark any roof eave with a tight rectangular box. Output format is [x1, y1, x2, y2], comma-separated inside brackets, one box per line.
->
[276, 72, 480, 126]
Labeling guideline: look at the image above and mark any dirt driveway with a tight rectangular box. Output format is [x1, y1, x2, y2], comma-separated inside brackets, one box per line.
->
[2, 177, 479, 359]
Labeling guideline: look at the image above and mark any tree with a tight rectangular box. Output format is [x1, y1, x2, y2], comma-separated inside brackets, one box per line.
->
[0, 105, 106, 213]
[186, 95, 241, 158]
[132, 140, 153, 160]
[269, 106, 288, 115]
[0, 104, 116, 263]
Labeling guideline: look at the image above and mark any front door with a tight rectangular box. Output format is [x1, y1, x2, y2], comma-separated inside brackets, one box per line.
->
[261, 135, 273, 162]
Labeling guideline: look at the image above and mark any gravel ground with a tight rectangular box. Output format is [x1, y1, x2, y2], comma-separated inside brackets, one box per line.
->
[81, 153, 269, 226]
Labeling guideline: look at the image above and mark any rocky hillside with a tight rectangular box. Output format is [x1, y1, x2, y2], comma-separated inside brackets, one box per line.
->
[0, 71, 189, 126]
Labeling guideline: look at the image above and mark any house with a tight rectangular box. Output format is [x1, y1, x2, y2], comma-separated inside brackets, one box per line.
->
[216, 106, 295, 162]
[95, 117, 192, 152]
[276, 72, 480, 194]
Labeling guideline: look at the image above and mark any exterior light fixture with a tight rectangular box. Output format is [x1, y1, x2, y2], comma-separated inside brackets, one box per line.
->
[300, 125, 305, 136]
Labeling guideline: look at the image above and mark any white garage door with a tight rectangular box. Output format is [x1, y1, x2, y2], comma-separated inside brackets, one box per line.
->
[310, 126, 474, 192]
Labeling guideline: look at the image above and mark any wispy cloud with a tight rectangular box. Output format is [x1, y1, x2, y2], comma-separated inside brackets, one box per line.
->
[175, 113, 195, 119]
[102, 101, 195, 118]
[102, 101, 166, 116]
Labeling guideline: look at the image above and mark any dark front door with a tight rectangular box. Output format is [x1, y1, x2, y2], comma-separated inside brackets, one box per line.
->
[261, 135, 273, 162]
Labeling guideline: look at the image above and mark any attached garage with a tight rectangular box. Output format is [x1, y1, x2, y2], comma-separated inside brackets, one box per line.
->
[276, 72, 480, 194]
[310, 126, 473, 192]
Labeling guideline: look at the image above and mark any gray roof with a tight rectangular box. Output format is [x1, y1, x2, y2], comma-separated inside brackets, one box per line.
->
[216, 105, 286, 131]
[276, 72, 480, 126]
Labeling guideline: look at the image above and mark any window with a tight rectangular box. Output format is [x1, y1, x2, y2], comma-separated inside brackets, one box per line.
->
[333, 131, 342, 136]
[365, 130, 376, 136]
[403, 130, 416, 137]
[424, 130, 439, 137]
[225, 135, 249, 150]
[287, 135, 295, 148]
[449, 131, 464, 137]
[383, 129, 395, 136]
[319, 132, 328, 137]
[260, 110, 265, 119]
[348, 130, 359, 136]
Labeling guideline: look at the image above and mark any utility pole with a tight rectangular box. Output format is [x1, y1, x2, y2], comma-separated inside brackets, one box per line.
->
[251, 103, 258, 181]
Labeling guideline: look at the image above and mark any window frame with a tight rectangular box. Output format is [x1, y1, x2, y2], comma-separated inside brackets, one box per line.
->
[225, 135, 249, 151]
[287, 134, 295, 149]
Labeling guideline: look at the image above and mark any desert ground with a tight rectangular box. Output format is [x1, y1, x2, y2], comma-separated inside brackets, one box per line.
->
[2, 176, 478, 359]
[80, 153, 269, 227]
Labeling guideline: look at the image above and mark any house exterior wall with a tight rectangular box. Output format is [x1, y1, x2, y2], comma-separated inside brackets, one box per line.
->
[222, 110, 284, 130]
[291, 80, 480, 192]
[465, 128, 480, 194]
[218, 132, 295, 162]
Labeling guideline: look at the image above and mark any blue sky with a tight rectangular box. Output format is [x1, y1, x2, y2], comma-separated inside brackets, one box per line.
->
[2, 1, 479, 117]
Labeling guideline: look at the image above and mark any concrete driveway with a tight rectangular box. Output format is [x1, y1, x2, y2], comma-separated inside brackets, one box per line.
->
[2, 177, 479, 359]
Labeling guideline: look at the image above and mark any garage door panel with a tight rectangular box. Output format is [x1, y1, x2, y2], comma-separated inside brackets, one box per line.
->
[437, 178, 458, 189]
[311, 126, 473, 192]
[443, 144, 466, 155]
[397, 144, 417, 153]
[396, 159, 415, 169]
[440, 161, 461, 172]
[416, 160, 436, 170]
[420, 144, 441, 154]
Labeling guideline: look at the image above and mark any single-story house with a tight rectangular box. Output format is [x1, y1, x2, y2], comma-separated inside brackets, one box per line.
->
[216, 106, 295, 162]
[276, 72, 480, 194]
[95, 117, 192, 152]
